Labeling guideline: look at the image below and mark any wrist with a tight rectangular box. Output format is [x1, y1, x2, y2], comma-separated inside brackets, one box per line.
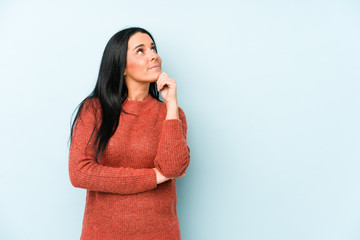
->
[165, 100, 178, 107]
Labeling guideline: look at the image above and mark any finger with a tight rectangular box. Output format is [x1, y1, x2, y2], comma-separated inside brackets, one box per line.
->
[158, 80, 166, 91]
[158, 72, 166, 82]
[157, 73, 165, 82]
[158, 78, 169, 91]
[157, 74, 167, 85]
[157, 78, 164, 90]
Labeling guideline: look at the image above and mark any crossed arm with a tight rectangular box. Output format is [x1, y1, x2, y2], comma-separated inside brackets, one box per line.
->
[68, 100, 190, 195]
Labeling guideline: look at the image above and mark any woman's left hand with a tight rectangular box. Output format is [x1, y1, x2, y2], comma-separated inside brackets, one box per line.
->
[157, 72, 177, 104]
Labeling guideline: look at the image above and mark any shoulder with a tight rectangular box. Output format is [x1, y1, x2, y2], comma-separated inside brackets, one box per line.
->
[83, 97, 101, 110]
[79, 97, 102, 122]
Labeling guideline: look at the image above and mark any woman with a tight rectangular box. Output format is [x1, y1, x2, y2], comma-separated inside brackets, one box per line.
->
[68, 27, 190, 239]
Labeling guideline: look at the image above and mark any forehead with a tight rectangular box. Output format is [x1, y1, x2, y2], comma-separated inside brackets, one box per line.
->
[128, 32, 154, 48]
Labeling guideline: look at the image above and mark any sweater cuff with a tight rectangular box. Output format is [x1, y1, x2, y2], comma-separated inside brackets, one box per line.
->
[118, 168, 158, 194]
[144, 169, 158, 190]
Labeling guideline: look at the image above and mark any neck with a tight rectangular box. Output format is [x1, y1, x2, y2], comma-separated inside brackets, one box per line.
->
[125, 80, 150, 101]
[127, 92, 149, 101]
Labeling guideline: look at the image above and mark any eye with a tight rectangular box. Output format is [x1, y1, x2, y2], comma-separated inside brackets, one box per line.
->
[151, 46, 157, 52]
[136, 48, 143, 54]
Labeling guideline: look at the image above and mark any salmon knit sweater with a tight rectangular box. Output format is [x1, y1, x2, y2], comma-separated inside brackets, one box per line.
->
[68, 94, 190, 239]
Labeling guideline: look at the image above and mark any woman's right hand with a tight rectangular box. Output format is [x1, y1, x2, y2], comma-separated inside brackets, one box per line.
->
[153, 168, 187, 184]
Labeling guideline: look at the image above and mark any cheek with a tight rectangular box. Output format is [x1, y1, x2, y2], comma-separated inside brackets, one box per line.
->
[126, 58, 147, 75]
[126, 60, 138, 72]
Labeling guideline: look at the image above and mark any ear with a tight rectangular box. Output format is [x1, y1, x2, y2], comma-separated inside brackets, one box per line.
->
[123, 66, 127, 76]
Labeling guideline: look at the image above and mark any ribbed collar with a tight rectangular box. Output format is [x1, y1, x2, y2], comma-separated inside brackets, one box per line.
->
[121, 93, 155, 113]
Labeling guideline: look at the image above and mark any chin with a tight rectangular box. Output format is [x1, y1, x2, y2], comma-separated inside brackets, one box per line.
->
[149, 73, 161, 82]
[149, 78, 158, 83]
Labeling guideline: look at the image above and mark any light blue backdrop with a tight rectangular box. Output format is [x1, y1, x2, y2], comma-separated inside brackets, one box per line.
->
[1, 0, 359, 239]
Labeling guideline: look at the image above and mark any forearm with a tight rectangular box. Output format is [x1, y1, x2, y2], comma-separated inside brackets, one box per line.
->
[69, 153, 158, 194]
[154, 107, 190, 178]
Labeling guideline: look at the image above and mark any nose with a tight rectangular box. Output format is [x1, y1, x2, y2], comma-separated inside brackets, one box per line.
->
[149, 49, 159, 61]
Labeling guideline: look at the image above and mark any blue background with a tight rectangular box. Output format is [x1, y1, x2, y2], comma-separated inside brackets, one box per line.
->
[0, 0, 359, 239]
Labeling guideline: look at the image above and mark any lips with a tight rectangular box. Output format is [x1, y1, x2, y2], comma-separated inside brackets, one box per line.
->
[149, 65, 160, 69]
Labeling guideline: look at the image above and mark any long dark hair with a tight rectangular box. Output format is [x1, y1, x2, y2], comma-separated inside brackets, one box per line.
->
[68, 27, 161, 163]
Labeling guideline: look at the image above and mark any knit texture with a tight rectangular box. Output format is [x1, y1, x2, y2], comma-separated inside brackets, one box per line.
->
[68, 94, 190, 239]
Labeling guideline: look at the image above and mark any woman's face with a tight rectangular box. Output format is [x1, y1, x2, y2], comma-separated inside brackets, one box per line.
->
[124, 32, 162, 84]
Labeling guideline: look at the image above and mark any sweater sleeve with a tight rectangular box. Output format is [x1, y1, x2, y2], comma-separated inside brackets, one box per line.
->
[68, 99, 158, 195]
[153, 106, 191, 178]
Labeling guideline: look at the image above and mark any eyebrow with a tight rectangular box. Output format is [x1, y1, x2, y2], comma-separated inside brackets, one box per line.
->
[133, 42, 155, 50]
